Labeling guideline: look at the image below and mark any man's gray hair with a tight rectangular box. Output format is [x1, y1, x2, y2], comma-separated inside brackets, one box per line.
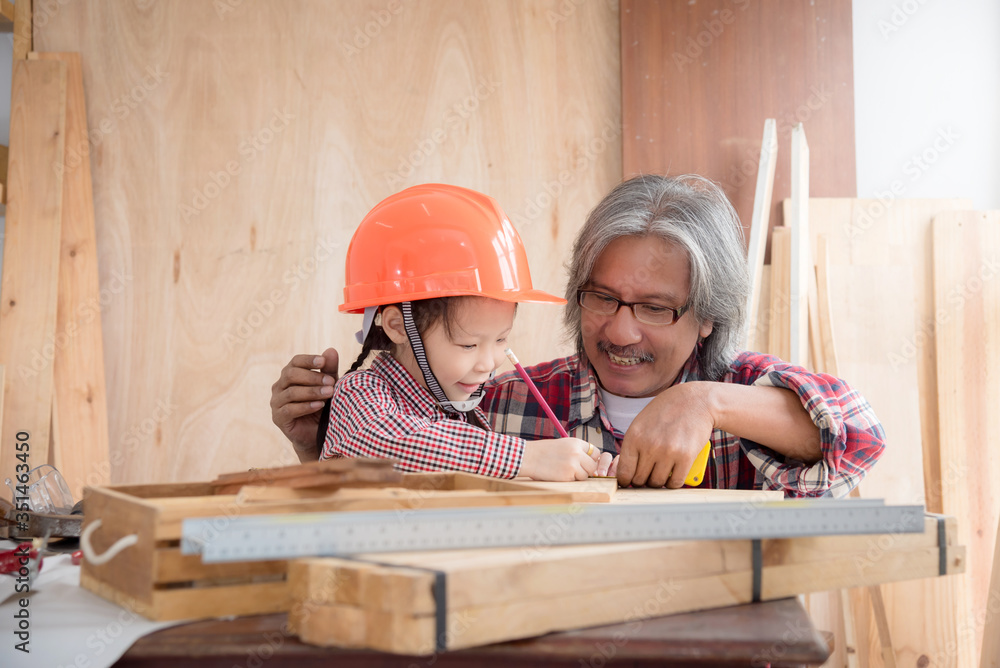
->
[563, 174, 749, 381]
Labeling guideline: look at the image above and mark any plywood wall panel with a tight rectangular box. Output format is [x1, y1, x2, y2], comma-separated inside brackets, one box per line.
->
[621, 0, 856, 241]
[35, 1, 622, 484]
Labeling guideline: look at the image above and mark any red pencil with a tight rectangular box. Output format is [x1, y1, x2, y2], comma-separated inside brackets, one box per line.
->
[504, 348, 570, 438]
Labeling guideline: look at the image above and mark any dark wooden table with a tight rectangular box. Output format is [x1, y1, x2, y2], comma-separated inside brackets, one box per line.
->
[113, 597, 831, 667]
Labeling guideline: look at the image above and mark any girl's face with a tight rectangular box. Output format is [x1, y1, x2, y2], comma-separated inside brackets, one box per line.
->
[396, 297, 516, 402]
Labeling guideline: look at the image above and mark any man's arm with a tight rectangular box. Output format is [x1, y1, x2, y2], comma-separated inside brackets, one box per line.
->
[618, 352, 886, 495]
[617, 381, 820, 488]
[270, 349, 339, 462]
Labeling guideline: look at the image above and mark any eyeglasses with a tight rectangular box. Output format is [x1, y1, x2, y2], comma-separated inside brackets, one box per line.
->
[577, 290, 689, 326]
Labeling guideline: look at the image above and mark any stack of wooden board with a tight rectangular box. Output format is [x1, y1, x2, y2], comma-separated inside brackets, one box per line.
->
[0, 42, 111, 502]
[288, 515, 963, 655]
[757, 197, 976, 666]
[80, 470, 590, 621]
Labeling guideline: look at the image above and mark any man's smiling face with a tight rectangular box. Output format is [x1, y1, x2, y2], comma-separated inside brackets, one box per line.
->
[580, 235, 714, 398]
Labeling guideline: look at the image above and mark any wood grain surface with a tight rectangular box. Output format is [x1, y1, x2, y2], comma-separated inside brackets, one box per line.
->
[621, 0, 856, 244]
[34, 0, 622, 484]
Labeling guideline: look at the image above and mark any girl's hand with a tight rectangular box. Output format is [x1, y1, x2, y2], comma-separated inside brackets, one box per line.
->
[519, 438, 600, 481]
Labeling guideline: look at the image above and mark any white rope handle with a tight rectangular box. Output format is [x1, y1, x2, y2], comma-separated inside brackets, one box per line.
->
[80, 519, 139, 565]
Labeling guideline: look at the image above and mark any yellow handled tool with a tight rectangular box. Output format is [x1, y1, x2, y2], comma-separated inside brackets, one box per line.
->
[683, 441, 712, 486]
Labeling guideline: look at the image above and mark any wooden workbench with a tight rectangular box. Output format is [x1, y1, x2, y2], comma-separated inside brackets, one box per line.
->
[112, 598, 831, 667]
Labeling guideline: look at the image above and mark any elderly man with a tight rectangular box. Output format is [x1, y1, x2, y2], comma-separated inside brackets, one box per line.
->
[271, 175, 884, 496]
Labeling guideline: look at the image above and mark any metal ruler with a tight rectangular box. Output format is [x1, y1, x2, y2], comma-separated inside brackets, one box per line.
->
[181, 499, 926, 564]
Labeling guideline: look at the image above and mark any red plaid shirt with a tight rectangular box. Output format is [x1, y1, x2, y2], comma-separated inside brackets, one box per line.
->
[483, 351, 885, 498]
[322, 353, 523, 477]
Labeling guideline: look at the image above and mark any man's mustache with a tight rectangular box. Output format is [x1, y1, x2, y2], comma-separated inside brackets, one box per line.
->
[596, 341, 654, 363]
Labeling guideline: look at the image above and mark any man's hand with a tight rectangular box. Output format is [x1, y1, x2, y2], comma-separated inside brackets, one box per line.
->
[616, 382, 715, 488]
[270, 348, 339, 462]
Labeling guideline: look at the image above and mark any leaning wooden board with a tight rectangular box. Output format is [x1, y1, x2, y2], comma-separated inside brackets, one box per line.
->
[932, 210, 1000, 667]
[803, 197, 975, 668]
[80, 472, 592, 621]
[0, 59, 67, 487]
[29, 52, 112, 501]
[288, 515, 963, 654]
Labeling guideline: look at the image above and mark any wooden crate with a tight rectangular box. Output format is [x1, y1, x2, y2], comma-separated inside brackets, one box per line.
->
[80, 470, 589, 621]
[289, 515, 964, 654]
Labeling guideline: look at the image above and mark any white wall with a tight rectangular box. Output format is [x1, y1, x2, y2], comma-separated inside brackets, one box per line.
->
[853, 0, 1000, 209]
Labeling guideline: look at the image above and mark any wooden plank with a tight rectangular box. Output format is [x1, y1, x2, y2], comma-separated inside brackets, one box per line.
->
[505, 476, 617, 501]
[611, 487, 782, 504]
[30, 52, 111, 502]
[828, 264, 924, 505]
[86, 482, 582, 541]
[767, 226, 791, 360]
[237, 484, 607, 505]
[751, 265, 772, 352]
[744, 118, 778, 349]
[620, 0, 856, 243]
[296, 517, 951, 614]
[789, 124, 810, 366]
[210, 457, 396, 486]
[0, 59, 67, 490]
[933, 210, 1000, 667]
[12, 0, 29, 59]
[291, 540, 961, 653]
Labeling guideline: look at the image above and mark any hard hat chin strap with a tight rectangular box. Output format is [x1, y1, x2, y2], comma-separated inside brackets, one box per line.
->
[400, 301, 487, 414]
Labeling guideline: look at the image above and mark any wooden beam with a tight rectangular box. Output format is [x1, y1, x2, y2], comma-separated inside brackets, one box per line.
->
[0, 59, 67, 494]
[788, 124, 809, 366]
[290, 520, 962, 654]
[744, 118, 778, 350]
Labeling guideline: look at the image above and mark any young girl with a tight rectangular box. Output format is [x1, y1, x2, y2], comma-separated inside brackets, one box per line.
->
[320, 184, 599, 481]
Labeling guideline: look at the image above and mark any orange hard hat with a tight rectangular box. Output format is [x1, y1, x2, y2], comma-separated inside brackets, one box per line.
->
[340, 184, 565, 313]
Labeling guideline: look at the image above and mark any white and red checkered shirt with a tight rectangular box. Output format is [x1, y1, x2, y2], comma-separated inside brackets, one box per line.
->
[321, 352, 524, 477]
